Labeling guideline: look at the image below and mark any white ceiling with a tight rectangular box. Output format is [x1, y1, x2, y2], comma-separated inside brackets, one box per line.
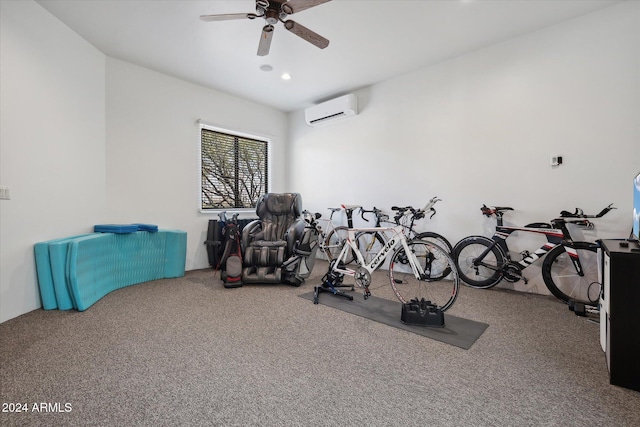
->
[36, 0, 623, 112]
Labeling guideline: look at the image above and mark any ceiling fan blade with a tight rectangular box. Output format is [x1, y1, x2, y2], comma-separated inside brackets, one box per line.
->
[257, 25, 274, 56]
[284, 20, 329, 49]
[199, 13, 256, 22]
[282, 0, 331, 15]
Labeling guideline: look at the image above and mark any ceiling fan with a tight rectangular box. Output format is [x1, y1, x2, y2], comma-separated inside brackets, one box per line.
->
[200, 0, 331, 56]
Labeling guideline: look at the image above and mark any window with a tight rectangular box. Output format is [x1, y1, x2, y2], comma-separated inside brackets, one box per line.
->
[200, 127, 269, 210]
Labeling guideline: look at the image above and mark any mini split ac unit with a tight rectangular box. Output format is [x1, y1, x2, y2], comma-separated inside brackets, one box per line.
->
[304, 94, 358, 127]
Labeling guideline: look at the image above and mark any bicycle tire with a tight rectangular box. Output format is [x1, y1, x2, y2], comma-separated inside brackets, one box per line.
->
[414, 231, 453, 253]
[388, 240, 459, 311]
[453, 236, 505, 288]
[324, 226, 354, 264]
[542, 241, 600, 306]
[354, 231, 386, 265]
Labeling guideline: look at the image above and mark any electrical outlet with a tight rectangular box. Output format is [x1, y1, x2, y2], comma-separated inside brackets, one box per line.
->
[0, 186, 10, 200]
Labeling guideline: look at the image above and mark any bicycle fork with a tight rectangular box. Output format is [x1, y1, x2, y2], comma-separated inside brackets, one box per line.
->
[562, 244, 589, 277]
[400, 238, 429, 281]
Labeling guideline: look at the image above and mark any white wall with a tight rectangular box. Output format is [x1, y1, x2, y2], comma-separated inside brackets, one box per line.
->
[289, 1, 640, 296]
[105, 58, 289, 272]
[0, 0, 107, 322]
[0, 1, 288, 323]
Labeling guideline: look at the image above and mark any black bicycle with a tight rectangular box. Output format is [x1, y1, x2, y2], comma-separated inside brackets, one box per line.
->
[452, 204, 615, 306]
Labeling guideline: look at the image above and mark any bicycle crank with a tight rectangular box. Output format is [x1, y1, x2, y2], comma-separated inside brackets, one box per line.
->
[503, 262, 527, 283]
[354, 267, 372, 299]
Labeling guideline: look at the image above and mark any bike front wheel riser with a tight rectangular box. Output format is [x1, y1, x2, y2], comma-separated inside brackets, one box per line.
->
[388, 240, 460, 312]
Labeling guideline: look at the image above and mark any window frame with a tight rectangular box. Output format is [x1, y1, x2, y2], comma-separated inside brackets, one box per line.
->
[199, 123, 271, 213]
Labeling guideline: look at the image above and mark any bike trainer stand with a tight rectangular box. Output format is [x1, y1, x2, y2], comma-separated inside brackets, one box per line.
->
[313, 263, 353, 304]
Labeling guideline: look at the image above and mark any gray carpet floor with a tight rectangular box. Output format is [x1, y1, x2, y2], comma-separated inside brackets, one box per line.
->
[1, 259, 639, 426]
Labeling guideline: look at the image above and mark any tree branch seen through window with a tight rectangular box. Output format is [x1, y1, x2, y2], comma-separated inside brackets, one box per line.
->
[201, 128, 269, 209]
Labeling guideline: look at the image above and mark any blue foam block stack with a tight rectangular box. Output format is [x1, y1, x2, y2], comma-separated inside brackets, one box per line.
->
[34, 228, 186, 311]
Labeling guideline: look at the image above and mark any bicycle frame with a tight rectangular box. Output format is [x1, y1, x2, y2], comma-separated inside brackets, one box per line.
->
[477, 214, 589, 279]
[331, 225, 425, 296]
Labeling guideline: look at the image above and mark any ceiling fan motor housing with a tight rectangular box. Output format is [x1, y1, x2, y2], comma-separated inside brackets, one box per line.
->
[257, 1, 290, 24]
[265, 9, 280, 25]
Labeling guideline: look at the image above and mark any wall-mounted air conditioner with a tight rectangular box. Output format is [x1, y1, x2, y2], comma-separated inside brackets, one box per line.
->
[304, 94, 358, 127]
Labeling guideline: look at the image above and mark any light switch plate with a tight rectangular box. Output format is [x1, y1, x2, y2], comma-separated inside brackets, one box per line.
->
[0, 186, 10, 200]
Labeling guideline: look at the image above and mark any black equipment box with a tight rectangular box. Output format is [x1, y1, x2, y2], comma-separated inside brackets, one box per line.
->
[401, 298, 445, 327]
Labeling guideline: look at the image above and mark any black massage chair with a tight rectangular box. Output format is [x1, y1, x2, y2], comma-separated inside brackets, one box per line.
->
[241, 193, 319, 286]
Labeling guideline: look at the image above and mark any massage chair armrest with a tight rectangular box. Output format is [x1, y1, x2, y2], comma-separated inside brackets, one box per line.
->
[241, 219, 263, 249]
[285, 218, 308, 255]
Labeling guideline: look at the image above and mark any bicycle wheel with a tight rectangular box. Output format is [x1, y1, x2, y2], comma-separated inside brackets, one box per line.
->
[453, 236, 504, 288]
[354, 231, 386, 264]
[388, 240, 459, 311]
[324, 226, 354, 264]
[542, 242, 600, 306]
[414, 231, 453, 253]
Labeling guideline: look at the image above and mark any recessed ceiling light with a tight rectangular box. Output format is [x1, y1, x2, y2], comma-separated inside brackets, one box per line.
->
[281, 73, 291, 80]
[259, 64, 273, 72]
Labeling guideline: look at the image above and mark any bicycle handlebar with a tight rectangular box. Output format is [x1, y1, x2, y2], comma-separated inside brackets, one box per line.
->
[421, 196, 442, 213]
[359, 207, 387, 223]
[391, 197, 441, 221]
[560, 203, 615, 218]
[302, 210, 322, 229]
[480, 203, 615, 223]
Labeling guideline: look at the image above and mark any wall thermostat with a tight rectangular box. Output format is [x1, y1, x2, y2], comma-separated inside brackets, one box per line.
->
[550, 155, 563, 166]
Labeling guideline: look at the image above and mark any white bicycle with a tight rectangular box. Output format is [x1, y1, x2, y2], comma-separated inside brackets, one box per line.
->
[313, 224, 460, 311]
[356, 197, 453, 266]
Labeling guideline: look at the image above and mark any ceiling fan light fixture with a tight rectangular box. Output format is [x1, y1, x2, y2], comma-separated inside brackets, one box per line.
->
[200, 0, 332, 56]
[281, 72, 292, 80]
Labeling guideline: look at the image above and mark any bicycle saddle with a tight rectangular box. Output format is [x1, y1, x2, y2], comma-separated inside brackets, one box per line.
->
[493, 206, 514, 212]
[481, 205, 513, 216]
[341, 204, 361, 213]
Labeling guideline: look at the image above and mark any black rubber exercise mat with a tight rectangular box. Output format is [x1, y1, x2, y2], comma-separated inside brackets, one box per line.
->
[299, 291, 488, 350]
